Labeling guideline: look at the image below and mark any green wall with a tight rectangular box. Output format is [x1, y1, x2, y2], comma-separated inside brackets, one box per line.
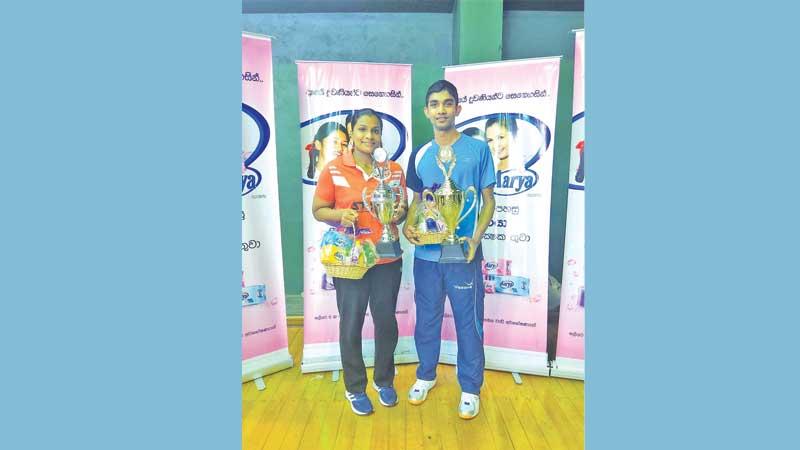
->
[272, 63, 302, 299]
[454, 0, 503, 63]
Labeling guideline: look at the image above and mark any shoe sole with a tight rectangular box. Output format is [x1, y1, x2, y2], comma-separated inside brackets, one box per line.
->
[350, 405, 372, 416]
[408, 381, 436, 406]
[408, 396, 425, 406]
[379, 398, 398, 407]
[458, 410, 479, 420]
[349, 405, 373, 415]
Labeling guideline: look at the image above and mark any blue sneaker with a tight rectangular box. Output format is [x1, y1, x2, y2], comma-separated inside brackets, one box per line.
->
[345, 391, 374, 415]
[372, 382, 399, 407]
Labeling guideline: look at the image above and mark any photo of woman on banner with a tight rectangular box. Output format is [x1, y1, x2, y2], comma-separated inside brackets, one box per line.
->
[304, 121, 349, 180]
[452, 112, 547, 298]
[311, 108, 408, 416]
[485, 114, 523, 171]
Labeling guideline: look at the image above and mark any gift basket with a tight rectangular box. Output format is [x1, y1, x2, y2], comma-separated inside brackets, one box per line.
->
[319, 226, 378, 280]
[414, 196, 449, 245]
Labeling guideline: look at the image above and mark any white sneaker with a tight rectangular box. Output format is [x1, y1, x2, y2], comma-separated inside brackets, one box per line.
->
[407, 378, 436, 405]
[458, 392, 480, 419]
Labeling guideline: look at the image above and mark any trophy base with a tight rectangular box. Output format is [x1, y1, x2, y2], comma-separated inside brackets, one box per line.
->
[438, 242, 468, 264]
[376, 240, 403, 259]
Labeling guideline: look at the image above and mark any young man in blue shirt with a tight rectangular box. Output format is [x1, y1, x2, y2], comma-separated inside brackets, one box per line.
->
[403, 80, 496, 419]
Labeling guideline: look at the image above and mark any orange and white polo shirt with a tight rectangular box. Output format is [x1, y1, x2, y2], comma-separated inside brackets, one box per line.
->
[314, 150, 406, 264]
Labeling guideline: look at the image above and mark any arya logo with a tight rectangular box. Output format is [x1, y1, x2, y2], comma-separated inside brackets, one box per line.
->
[457, 112, 551, 197]
[495, 168, 538, 195]
[242, 103, 271, 196]
[485, 262, 497, 271]
[500, 280, 514, 289]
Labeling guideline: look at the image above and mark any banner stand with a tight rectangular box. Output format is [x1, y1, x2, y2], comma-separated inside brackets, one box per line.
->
[242, 349, 294, 383]
[439, 344, 550, 377]
[550, 357, 584, 380]
[242, 33, 293, 382]
[300, 337, 418, 374]
[296, 61, 416, 374]
[552, 29, 585, 381]
[443, 57, 562, 379]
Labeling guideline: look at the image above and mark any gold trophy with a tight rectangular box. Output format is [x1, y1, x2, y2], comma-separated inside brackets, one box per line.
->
[421, 145, 477, 263]
[362, 147, 403, 259]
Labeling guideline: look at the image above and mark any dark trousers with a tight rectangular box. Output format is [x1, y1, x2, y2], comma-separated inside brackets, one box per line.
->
[333, 258, 402, 394]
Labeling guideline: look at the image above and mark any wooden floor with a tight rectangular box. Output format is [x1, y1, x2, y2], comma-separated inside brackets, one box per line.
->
[243, 326, 584, 450]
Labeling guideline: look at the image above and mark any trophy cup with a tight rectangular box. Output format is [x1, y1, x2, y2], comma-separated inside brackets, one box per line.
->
[421, 145, 477, 263]
[362, 147, 404, 259]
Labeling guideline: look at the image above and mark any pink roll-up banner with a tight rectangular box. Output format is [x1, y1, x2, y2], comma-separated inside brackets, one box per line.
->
[241, 33, 293, 382]
[444, 57, 561, 376]
[553, 30, 585, 380]
[296, 61, 415, 373]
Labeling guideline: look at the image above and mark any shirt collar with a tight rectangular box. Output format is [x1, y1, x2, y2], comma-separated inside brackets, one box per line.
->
[343, 149, 377, 181]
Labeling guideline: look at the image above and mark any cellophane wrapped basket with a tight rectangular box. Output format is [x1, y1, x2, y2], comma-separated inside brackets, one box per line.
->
[415, 200, 449, 245]
[319, 227, 378, 280]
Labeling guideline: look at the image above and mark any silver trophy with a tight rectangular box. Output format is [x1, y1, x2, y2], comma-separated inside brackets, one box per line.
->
[362, 147, 404, 259]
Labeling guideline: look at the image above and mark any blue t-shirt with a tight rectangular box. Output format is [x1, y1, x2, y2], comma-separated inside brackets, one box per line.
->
[406, 134, 496, 262]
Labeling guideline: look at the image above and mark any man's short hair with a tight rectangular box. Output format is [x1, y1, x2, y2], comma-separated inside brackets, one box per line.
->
[425, 80, 459, 105]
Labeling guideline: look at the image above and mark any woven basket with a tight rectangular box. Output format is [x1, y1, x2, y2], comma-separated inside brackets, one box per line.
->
[416, 231, 449, 245]
[320, 224, 374, 280]
[323, 263, 369, 280]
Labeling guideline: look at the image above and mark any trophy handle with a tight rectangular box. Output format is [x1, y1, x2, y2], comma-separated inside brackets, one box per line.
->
[457, 186, 478, 225]
[348, 222, 359, 261]
[396, 185, 405, 207]
[362, 187, 374, 218]
[421, 188, 435, 206]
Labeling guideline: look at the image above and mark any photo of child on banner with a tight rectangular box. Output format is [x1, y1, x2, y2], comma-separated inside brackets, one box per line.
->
[304, 121, 348, 181]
